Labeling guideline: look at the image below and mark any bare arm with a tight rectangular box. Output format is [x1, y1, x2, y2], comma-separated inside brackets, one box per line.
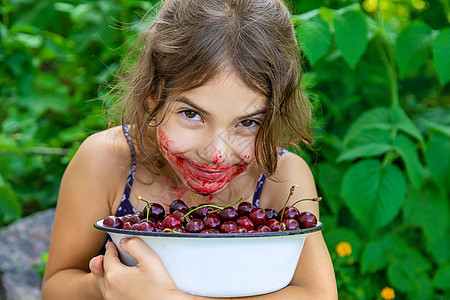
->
[42, 129, 129, 300]
[91, 152, 337, 300]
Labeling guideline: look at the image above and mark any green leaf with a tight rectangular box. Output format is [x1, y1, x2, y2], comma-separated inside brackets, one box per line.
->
[403, 189, 449, 264]
[0, 185, 22, 222]
[341, 160, 406, 233]
[433, 263, 450, 290]
[334, 10, 368, 68]
[388, 262, 415, 292]
[390, 104, 424, 144]
[296, 16, 331, 66]
[317, 162, 345, 214]
[433, 28, 450, 86]
[407, 273, 433, 300]
[337, 143, 393, 162]
[393, 134, 425, 189]
[430, 231, 450, 266]
[344, 107, 392, 145]
[361, 239, 388, 274]
[338, 129, 394, 162]
[426, 133, 450, 191]
[395, 21, 433, 78]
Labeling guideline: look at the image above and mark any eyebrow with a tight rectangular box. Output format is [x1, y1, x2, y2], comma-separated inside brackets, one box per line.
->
[176, 96, 267, 120]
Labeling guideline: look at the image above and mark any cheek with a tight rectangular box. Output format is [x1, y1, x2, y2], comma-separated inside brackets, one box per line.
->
[157, 128, 196, 154]
[239, 144, 256, 164]
[157, 129, 178, 153]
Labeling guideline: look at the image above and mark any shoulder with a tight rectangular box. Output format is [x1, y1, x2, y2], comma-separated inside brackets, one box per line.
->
[75, 126, 129, 166]
[259, 151, 319, 215]
[63, 126, 131, 198]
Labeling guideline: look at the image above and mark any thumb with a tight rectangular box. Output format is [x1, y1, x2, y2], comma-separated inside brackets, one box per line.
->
[119, 237, 159, 267]
[89, 255, 105, 277]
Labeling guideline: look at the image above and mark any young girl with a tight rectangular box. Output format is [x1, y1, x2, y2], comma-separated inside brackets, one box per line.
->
[42, 0, 337, 299]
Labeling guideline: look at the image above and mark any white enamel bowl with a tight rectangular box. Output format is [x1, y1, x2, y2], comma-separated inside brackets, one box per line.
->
[94, 220, 323, 298]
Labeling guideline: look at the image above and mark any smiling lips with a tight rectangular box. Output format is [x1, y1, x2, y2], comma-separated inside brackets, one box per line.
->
[187, 161, 235, 181]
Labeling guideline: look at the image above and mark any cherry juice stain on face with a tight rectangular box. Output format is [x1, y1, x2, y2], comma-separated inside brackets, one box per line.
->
[157, 129, 249, 195]
[209, 148, 225, 164]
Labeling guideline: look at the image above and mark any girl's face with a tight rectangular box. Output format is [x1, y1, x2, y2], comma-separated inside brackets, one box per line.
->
[156, 71, 267, 196]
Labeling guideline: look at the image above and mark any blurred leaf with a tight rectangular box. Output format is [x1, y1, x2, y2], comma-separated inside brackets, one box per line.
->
[395, 21, 433, 78]
[343, 107, 392, 145]
[296, 16, 331, 66]
[433, 28, 450, 86]
[334, 9, 368, 68]
[338, 129, 393, 162]
[317, 162, 345, 214]
[390, 104, 425, 144]
[393, 134, 425, 189]
[341, 160, 406, 233]
[361, 239, 388, 274]
[426, 133, 450, 192]
[433, 263, 450, 290]
[388, 262, 415, 292]
[0, 184, 22, 222]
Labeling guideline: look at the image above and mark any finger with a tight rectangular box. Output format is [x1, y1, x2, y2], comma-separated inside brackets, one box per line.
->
[103, 241, 122, 268]
[89, 255, 105, 277]
[119, 237, 159, 267]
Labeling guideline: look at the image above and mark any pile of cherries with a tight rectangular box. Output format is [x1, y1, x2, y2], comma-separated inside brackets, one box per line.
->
[102, 186, 321, 234]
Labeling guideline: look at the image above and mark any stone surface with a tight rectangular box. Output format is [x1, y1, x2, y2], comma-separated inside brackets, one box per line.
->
[0, 209, 55, 300]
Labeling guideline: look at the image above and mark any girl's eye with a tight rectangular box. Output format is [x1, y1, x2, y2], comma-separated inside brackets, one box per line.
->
[182, 110, 202, 121]
[238, 119, 260, 127]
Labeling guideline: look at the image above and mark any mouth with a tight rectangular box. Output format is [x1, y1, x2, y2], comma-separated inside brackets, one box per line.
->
[187, 162, 233, 181]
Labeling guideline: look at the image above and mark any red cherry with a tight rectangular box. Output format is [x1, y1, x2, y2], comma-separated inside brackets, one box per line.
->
[249, 208, 267, 226]
[185, 219, 206, 233]
[256, 225, 271, 232]
[201, 229, 220, 234]
[193, 205, 214, 219]
[154, 223, 164, 232]
[173, 226, 188, 233]
[282, 218, 300, 230]
[297, 211, 317, 229]
[122, 221, 133, 230]
[103, 216, 123, 228]
[220, 207, 239, 222]
[220, 221, 238, 233]
[236, 216, 254, 231]
[265, 208, 279, 220]
[266, 219, 281, 231]
[137, 221, 156, 232]
[121, 214, 133, 224]
[143, 203, 165, 220]
[281, 206, 300, 220]
[170, 199, 188, 213]
[162, 214, 182, 229]
[237, 202, 253, 216]
[130, 211, 145, 224]
[203, 214, 222, 230]
[131, 223, 141, 231]
[230, 226, 248, 233]
[173, 209, 188, 219]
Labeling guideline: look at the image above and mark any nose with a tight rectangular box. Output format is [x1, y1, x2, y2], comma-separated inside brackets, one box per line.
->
[198, 129, 233, 164]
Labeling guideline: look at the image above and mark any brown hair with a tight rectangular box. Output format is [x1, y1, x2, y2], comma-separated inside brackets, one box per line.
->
[110, 0, 312, 178]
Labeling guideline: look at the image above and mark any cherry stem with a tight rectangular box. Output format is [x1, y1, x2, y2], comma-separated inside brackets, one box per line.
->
[279, 185, 296, 224]
[183, 204, 223, 221]
[291, 197, 322, 207]
[182, 196, 244, 222]
[138, 196, 150, 222]
[210, 196, 244, 214]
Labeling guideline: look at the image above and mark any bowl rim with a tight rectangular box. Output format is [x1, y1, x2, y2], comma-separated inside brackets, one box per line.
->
[94, 220, 323, 238]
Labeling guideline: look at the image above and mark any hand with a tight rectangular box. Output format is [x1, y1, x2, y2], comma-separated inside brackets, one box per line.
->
[89, 239, 186, 300]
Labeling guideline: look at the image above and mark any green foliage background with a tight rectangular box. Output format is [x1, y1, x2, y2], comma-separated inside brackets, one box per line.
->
[0, 0, 449, 298]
